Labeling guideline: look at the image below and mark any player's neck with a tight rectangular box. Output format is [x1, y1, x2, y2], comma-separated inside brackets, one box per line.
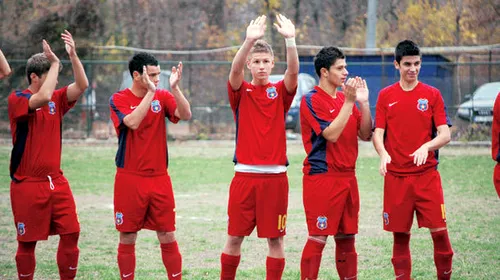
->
[250, 77, 269, 86]
[130, 83, 148, 98]
[318, 80, 338, 98]
[399, 79, 419, 91]
[27, 84, 40, 94]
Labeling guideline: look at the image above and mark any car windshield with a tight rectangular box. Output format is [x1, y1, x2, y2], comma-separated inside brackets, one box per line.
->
[474, 82, 500, 100]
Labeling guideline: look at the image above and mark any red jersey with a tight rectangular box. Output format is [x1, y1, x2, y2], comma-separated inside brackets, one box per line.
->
[109, 88, 179, 175]
[300, 86, 361, 175]
[375, 82, 451, 175]
[492, 92, 500, 162]
[228, 80, 295, 165]
[8, 87, 74, 181]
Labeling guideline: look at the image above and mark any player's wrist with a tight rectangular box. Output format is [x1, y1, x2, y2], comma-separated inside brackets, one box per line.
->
[285, 37, 296, 47]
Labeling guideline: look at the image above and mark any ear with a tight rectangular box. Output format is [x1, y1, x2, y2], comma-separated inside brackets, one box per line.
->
[393, 60, 400, 70]
[271, 59, 275, 69]
[132, 70, 141, 81]
[246, 59, 251, 70]
[320, 68, 328, 78]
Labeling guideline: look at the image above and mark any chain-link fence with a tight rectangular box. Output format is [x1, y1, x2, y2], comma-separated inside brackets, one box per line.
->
[0, 55, 498, 140]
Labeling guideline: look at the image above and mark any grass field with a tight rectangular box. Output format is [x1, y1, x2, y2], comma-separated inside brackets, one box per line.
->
[0, 140, 498, 280]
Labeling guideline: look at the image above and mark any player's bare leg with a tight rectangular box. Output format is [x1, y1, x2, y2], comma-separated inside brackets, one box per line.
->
[266, 237, 285, 280]
[301, 235, 327, 280]
[118, 232, 137, 280]
[430, 227, 453, 280]
[157, 231, 182, 279]
[334, 234, 357, 280]
[221, 235, 244, 280]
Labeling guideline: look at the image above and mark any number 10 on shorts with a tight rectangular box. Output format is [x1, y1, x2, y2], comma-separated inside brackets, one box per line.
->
[277, 214, 287, 231]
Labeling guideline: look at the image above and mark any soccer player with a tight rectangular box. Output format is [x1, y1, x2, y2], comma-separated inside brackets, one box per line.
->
[109, 52, 191, 280]
[299, 47, 372, 280]
[8, 31, 88, 280]
[372, 40, 453, 280]
[492, 92, 500, 198]
[0, 48, 12, 78]
[220, 14, 298, 280]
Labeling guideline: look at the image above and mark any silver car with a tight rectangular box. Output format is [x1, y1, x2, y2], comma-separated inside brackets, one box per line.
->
[457, 82, 500, 123]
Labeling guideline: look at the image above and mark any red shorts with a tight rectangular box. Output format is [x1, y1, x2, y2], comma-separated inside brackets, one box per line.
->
[227, 172, 288, 238]
[10, 175, 80, 242]
[303, 172, 359, 236]
[114, 171, 176, 232]
[494, 164, 500, 198]
[383, 170, 447, 232]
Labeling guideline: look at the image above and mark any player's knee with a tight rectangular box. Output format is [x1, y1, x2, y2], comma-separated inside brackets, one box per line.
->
[157, 231, 176, 243]
[119, 232, 138, 244]
[267, 237, 284, 249]
[226, 235, 244, 248]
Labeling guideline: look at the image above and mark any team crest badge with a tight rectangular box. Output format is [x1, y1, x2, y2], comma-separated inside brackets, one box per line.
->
[151, 100, 162, 113]
[383, 212, 389, 225]
[417, 98, 429, 112]
[17, 222, 26, 235]
[266, 87, 278, 99]
[48, 101, 56, 115]
[115, 212, 124, 225]
[316, 216, 328, 230]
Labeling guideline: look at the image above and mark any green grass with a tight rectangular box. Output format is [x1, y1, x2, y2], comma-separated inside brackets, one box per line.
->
[0, 142, 498, 279]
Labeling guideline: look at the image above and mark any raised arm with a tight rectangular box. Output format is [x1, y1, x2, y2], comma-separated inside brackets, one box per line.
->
[274, 14, 298, 93]
[229, 15, 266, 90]
[170, 62, 191, 121]
[321, 78, 358, 142]
[28, 40, 61, 110]
[0, 49, 11, 79]
[356, 78, 373, 141]
[63, 30, 89, 102]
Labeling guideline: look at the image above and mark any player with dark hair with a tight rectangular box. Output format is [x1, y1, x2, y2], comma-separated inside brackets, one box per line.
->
[299, 46, 372, 280]
[373, 40, 453, 280]
[220, 14, 298, 280]
[109, 52, 191, 280]
[8, 31, 88, 280]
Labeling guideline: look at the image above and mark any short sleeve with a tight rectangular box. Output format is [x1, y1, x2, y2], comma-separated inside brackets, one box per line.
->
[301, 94, 331, 136]
[54, 86, 75, 116]
[432, 89, 451, 127]
[227, 80, 243, 113]
[374, 90, 387, 129]
[109, 93, 130, 130]
[8, 91, 32, 121]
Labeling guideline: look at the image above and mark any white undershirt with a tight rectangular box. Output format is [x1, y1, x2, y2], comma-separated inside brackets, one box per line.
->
[234, 164, 287, 173]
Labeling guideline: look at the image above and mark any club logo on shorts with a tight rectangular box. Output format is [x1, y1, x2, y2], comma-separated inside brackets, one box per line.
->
[266, 87, 278, 99]
[417, 98, 429, 112]
[151, 100, 162, 113]
[17, 222, 26, 235]
[48, 101, 56, 115]
[115, 212, 124, 225]
[316, 216, 328, 230]
[383, 212, 390, 225]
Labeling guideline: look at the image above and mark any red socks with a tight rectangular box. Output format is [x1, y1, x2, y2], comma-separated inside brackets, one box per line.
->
[16, 241, 37, 280]
[220, 253, 241, 280]
[335, 236, 357, 280]
[266, 256, 285, 280]
[118, 243, 136, 279]
[57, 232, 80, 280]
[161, 241, 183, 279]
[431, 230, 453, 280]
[300, 237, 326, 280]
[392, 232, 412, 280]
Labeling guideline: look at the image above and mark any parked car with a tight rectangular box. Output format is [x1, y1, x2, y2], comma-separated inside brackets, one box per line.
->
[456, 81, 500, 123]
[268, 73, 317, 132]
[118, 70, 171, 91]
